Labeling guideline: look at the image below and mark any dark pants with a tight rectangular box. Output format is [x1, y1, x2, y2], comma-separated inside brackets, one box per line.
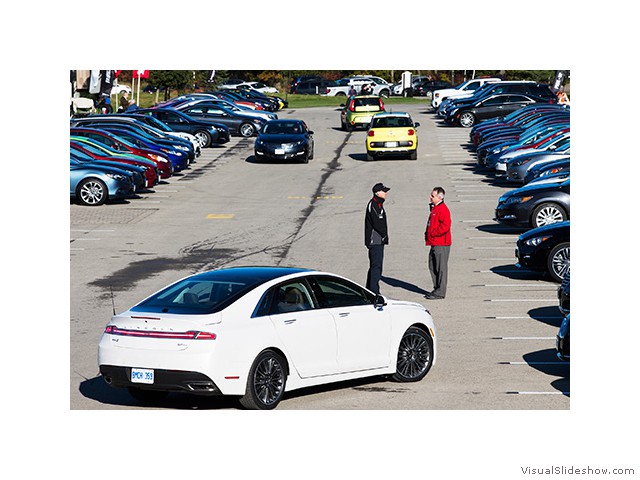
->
[428, 245, 450, 298]
[366, 245, 384, 294]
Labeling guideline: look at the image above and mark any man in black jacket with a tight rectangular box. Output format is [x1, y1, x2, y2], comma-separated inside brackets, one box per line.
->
[365, 183, 390, 294]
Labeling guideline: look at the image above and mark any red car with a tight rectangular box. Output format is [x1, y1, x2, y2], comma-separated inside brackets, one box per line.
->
[70, 127, 173, 179]
[70, 140, 159, 188]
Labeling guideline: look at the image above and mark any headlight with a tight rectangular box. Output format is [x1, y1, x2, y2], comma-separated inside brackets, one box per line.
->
[502, 195, 533, 206]
[173, 145, 189, 151]
[106, 173, 128, 181]
[525, 235, 551, 246]
[161, 148, 182, 156]
[512, 157, 532, 167]
[148, 154, 169, 163]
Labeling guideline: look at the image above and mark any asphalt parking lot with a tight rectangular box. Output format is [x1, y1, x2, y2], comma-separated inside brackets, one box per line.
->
[70, 102, 569, 410]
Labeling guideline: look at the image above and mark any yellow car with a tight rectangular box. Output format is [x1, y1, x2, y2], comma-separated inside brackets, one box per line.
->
[340, 95, 385, 131]
[366, 112, 420, 160]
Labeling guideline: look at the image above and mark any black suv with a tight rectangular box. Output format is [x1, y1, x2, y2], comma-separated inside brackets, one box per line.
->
[292, 79, 335, 95]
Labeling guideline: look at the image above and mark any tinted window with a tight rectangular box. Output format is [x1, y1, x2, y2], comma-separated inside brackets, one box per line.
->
[312, 276, 374, 308]
[131, 268, 304, 315]
[270, 281, 316, 314]
[481, 96, 508, 106]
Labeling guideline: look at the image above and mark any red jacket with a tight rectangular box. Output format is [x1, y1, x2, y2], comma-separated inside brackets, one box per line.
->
[425, 201, 452, 246]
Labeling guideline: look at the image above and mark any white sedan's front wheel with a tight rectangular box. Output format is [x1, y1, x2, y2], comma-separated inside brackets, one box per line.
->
[392, 327, 433, 382]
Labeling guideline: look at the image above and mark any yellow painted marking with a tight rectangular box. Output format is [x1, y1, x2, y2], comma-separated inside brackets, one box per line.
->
[207, 214, 235, 219]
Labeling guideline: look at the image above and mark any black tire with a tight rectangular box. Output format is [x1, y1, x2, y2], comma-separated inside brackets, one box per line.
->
[392, 327, 433, 382]
[336, 92, 347, 97]
[239, 350, 287, 410]
[194, 130, 212, 148]
[239, 122, 256, 137]
[459, 112, 476, 128]
[531, 202, 567, 228]
[77, 178, 108, 206]
[127, 387, 169, 403]
[547, 242, 570, 283]
[366, 151, 375, 161]
[409, 149, 417, 160]
[379, 89, 390, 98]
[346, 122, 353, 132]
[301, 150, 309, 164]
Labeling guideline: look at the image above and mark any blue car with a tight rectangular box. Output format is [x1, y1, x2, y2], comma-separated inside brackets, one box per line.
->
[70, 115, 197, 162]
[70, 149, 147, 192]
[89, 126, 190, 172]
[70, 159, 135, 206]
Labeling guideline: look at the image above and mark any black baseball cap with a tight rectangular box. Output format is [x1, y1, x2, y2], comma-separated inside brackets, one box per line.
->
[372, 183, 391, 193]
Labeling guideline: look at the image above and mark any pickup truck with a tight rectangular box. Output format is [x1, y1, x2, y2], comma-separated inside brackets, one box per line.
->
[325, 77, 392, 97]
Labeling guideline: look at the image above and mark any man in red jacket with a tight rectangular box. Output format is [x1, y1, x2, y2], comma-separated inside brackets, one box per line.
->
[424, 187, 452, 299]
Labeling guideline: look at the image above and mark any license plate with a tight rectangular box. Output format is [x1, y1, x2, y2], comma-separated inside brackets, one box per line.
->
[131, 368, 154, 384]
[385, 141, 399, 147]
[275, 148, 285, 155]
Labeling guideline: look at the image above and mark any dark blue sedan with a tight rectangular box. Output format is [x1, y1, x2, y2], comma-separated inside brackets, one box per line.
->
[254, 120, 314, 164]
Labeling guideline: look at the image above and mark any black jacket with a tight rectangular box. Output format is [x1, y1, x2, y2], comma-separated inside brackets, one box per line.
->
[364, 196, 388, 246]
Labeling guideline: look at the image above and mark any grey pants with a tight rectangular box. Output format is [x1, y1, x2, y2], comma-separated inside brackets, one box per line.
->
[428, 245, 450, 297]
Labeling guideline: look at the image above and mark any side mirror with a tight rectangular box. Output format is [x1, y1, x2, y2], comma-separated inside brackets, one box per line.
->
[414, 122, 421, 128]
[374, 294, 387, 308]
[340, 104, 345, 107]
[308, 130, 314, 135]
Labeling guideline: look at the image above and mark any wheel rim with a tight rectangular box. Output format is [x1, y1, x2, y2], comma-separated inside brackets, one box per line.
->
[240, 124, 254, 137]
[552, 246, 570, 280]
[253, 356, 284, 406]
[397, 332, 430, 379]
[80, 181, 105, 205]
[460, 113, 474, 127]
[535, 205, 564, 226]
[194, 132, 208, 146]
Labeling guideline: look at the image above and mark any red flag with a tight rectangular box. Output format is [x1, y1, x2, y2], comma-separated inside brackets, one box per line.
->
[133, 70, 149, 79]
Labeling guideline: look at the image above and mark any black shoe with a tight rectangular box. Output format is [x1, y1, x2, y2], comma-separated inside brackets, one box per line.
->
[424, 291, 444, 300]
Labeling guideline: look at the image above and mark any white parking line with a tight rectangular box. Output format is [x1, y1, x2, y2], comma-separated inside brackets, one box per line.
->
[485, 316, 562, 320]
[507, 391, 569, 395]
[501, 361, 566, 365]
[487, 299, 558, 302]
[494, 337, 555, 340]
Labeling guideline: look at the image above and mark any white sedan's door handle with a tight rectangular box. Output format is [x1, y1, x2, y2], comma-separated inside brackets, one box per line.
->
[338, 312, 350, 317]
[284, 319, 297, 324]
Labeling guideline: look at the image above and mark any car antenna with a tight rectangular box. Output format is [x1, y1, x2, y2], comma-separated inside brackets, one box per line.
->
[110, 285, 116, 316]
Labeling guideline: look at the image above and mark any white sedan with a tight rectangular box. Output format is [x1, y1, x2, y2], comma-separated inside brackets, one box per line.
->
[98, 267, 437, 409]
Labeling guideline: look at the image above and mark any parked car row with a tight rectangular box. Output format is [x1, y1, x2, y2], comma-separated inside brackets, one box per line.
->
[456, 100, 570, 284]
[436, 80, 558, 127]
[69, 112, 212, 206]
[449, 92, 571, 365]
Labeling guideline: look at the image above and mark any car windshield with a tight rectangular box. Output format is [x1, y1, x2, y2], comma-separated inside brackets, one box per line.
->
[371, 116, 412, 128]
[353, 97, 382, 108]
[262, 122, 303, 135]
[131, 268, 306, 315]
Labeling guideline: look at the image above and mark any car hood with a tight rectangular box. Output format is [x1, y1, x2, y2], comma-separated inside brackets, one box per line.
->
[258, 134, 306, 143]
[500, 180, 569, 202]
[519, 221, 570, 241]
[386, 299, 427, 311]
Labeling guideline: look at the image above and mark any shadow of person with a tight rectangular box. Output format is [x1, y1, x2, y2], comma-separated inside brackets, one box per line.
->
[381, 276, 429, 295]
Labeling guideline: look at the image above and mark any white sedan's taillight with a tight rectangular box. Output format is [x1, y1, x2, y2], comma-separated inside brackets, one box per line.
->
[104, 325, 216, 340]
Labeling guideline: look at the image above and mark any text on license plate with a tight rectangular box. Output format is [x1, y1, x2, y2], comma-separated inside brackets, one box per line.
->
[131, 368, 154, 384]
[385, 141, 399, 147]
[275, 149, 285, 155]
